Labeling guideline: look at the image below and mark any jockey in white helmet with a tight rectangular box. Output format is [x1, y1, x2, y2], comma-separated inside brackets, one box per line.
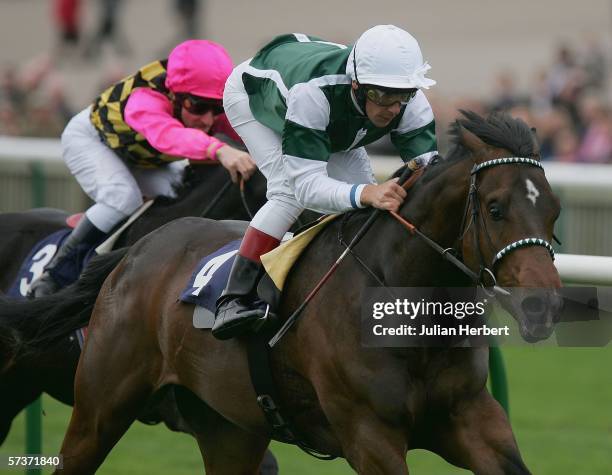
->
[213, 25, 438, 339]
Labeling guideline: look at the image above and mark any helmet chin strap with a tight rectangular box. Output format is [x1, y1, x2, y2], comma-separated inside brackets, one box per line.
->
[352, 42, 368, 114]
[171, 92, 183, 120]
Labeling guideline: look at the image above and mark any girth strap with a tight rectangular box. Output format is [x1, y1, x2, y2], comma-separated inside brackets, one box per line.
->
[246, 331, 336, 460]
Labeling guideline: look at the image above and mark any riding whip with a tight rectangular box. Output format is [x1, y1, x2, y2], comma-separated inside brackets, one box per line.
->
[268, 158, 423, 347]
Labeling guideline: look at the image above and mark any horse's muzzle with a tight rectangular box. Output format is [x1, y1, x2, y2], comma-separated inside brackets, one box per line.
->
[502, 288, 564, 342]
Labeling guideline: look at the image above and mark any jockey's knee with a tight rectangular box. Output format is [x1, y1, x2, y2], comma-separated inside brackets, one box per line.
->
[99, 183, 143, 216]
[251, 196, 304, 239]
[117, 189, 144, 215]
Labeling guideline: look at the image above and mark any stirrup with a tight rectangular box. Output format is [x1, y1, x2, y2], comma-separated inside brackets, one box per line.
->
[212, 299, 269, 339]
[252, 304, 271, 332]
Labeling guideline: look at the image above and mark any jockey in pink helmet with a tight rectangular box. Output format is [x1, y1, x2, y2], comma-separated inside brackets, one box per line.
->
[28, 40, 256, 298]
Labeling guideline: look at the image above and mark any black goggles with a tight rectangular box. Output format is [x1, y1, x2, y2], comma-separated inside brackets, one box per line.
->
[181, 94, 224, 116]
[364, 87, 418, 107]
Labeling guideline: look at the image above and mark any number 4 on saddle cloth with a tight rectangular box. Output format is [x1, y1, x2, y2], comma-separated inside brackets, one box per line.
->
[180, 216, 337, 330]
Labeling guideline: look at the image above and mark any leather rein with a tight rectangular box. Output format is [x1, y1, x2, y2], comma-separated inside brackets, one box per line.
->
[199, 175, 254, 219]
[341, 157, 556, 297]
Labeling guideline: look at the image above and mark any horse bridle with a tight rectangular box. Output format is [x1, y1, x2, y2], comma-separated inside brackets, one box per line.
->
[388, 157, 556, 296]
[340, 157, 556, 298]
[464, 158, 555, 281]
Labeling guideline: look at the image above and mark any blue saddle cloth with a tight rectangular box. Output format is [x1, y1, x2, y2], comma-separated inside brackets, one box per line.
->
[179, 240, 241, 312]
[7, 229, 96, 298]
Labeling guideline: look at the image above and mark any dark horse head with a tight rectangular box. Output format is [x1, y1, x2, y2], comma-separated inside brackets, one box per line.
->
[399, 110, 562, 342]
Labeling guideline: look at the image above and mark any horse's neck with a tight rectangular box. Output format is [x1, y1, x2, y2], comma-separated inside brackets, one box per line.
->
[116, 168, 220, 246]
[165, 169, 218, 214]
[373, 158, 474, 286]
[156, 167, 227, 215]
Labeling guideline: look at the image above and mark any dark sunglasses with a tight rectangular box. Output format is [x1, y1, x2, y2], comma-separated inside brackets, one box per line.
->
[365, 87, 418, 107]
[182, 94, 224, 116]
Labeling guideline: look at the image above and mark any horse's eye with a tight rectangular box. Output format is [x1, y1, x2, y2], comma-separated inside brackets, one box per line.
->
[489, 204, 503, 221]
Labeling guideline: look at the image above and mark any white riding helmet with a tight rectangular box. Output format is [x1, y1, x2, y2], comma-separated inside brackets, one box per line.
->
[347, 25, 436, 90]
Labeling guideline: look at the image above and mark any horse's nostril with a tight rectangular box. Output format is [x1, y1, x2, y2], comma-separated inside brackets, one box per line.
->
[521, 295, 547, 323]
[521, 296, 544, 313]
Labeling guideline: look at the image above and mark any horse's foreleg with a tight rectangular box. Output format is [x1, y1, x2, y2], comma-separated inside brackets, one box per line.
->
[429, 390, 530, 475]
[192, 408, 271, 475]
[323, 401, 409, 475]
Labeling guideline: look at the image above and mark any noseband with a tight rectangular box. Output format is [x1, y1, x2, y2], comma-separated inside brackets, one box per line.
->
[463, 157, 555, 285]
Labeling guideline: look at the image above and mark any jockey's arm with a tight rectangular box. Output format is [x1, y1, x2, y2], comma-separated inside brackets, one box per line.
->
[283, 83, 405, 213]
[124, 88, 225, 161]
[389, 91, 438, 164]
[283, 154, 406, 213]
[125, 89, 256, 181]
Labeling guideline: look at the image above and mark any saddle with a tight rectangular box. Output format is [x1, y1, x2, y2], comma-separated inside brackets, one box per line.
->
[181, 215, 338, 328]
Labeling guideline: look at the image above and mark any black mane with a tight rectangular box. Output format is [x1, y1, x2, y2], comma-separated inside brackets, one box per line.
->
[448, 109, 538, 160]
[420, 110, 539, 183]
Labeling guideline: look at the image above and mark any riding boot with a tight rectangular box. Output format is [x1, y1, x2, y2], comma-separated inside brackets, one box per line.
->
[28, 216, 107, 298]
[212, 227, 280, 340]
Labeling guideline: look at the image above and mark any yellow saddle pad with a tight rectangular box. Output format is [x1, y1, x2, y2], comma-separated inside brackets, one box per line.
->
[261, 215, 339, 291]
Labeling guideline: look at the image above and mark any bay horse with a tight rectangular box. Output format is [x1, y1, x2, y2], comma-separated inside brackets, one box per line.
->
[0, 163, 268, 442]
[8, 111, 562, 474]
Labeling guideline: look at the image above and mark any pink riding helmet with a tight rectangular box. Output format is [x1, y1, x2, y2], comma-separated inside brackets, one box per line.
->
[165, 40, 233, 100]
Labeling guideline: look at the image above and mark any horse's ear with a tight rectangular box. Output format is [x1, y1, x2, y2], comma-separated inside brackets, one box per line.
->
[530, 127, 541, 157]
[457, 124, 488, 161]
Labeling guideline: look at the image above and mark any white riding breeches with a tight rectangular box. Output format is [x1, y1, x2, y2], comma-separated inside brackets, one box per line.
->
[223, 61, 376, 240]
[61, 107, 187, 232]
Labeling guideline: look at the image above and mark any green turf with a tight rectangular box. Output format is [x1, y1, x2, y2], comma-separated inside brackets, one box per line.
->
[1, 348, 610, 474]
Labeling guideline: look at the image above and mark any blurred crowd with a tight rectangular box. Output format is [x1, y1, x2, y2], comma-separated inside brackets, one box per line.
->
[0, 0, 202, 138]
[1, 29, 610, 162]
[429, 39, 611, 163]
[0, 56, 73, 138]
[53, 0, 201, 60]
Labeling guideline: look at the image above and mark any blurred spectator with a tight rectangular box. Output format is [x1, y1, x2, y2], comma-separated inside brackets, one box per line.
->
[46, 75, 74, 125]
[552, 126, 580, 162]
[531, 107, 574, 160]
[579, 35, 608, 93]
[174, 0, 201, 39]
[547, 44, 586, 128]
[83, 0, 131, 59]
[0, 66, 26, 110]
[0, 103, 22, 136]
[490, 71, 526, 111]
[158, 0, 204, 57]
[0, 57, 73, 138]
[54, 0, 82, 47]
[577, 95, 612, 163]
[528, 68, 554, 115]
[21, 91, 67, 138]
